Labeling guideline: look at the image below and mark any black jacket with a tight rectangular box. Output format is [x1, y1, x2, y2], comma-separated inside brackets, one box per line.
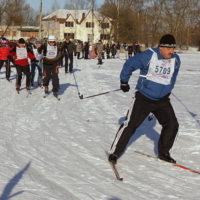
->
[62, 41, 75, 54]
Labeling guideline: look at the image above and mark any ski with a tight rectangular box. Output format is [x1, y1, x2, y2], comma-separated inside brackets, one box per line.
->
[53, 93, 60, 101]
[186, 69, 200, 71]
[105, 151, 123, 181]
[26, 89, 32, 98]
[43, 92, 50, 98]
[135, 151, 200, 174]
[6, 79, 12, 83]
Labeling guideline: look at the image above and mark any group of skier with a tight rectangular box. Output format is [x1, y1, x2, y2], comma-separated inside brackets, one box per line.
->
[0, 33, 182, 167]
[0, 35, 75, 96]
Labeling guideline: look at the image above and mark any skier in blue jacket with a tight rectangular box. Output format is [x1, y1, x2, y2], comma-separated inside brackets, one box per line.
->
[109, 34, 181, 164]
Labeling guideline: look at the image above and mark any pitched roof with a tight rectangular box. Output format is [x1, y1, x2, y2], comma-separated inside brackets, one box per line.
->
[42, 9, 112, 23]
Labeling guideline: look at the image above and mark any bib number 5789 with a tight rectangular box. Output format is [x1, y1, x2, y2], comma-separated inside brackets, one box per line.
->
[155, 66, 170, 74]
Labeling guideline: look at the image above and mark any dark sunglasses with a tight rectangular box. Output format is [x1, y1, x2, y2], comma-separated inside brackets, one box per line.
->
[49, 41, 55, 43]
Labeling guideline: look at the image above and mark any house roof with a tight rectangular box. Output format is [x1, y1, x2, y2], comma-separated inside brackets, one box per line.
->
[42, 9, 112, 23]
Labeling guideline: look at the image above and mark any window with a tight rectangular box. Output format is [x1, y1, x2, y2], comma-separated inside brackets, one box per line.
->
[88, 34, 93, 42]
[101, 23, 109, 29]
[64, 33, 74, 39]
[5, 31, 10, 36]
[65, 21, 74, 27]
[0, 30, 4, 36]
[100, 34, 110, 40]
[86, 22, 94, 28]
[21, 32, 30, 37]
[13, 31, 17, 36]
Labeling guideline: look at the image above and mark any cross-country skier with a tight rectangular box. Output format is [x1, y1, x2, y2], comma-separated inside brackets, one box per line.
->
[8, 38, 36, 91]
[108, 34, 181, 164]
[37, 35, 64, 95]
[31, 41, 43, 87]
[0, 37, 12, 81]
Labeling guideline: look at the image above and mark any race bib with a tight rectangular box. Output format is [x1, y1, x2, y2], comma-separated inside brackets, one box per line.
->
[33, 48, 43, 60]
[46, 46, 57, 59]
[16, 47, 27, 60]
[146, 49, 175, 85]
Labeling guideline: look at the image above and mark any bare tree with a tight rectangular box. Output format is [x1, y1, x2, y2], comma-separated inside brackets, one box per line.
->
[0, 0, 9, 24]
[99, 0, 200, 47]
[51, 0, 60, 12]
[64, 0, 98, 10]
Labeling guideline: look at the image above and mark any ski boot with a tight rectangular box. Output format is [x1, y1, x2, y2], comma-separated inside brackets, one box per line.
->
[38, 82, 42, 88]
[44, 86, 49, 95]
[158, 153, 176, 164]
[108, 154, 118, 164]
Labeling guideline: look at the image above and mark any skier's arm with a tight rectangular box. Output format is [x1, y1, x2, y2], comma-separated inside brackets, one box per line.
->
[171, 56, 181, 90]
[120, 55, 143, 82]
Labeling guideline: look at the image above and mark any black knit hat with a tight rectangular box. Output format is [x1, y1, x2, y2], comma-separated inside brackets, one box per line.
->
[18, 38, 26, 44]
[159, 34, 176, 47]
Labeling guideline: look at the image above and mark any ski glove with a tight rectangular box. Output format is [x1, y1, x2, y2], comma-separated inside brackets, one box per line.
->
[7, 55, 12, 60]
[120, 80, 130, 92]
[31, 58, 37, 63]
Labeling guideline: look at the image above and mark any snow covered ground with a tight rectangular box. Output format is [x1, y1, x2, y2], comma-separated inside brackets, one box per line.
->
[0, 50, 199, 200]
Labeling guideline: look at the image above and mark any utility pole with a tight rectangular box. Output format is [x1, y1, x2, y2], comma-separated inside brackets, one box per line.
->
[91, 0, 95, 59]
[91, 0, 94, 44]
[117, 0, 120, 41]
[39, 0, 42, 40]
[74, 0, 77, 40]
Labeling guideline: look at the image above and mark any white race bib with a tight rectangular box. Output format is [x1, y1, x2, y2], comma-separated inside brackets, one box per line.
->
[46, 45, 57, 59]
[146, 49, 175, 85]
[33, 48, 43, 60]
[16, 47, 28, 60]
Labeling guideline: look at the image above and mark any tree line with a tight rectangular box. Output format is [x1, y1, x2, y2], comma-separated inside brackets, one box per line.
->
[99, 0, 200, 48]
[1, 0, 200, 48]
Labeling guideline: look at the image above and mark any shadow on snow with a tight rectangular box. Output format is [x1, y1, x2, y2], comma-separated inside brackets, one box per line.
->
[118, 116, 159, 156]
[0, 162, 31, 200]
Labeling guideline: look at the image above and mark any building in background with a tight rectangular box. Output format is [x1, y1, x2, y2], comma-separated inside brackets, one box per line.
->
[42, 9, 114, 43]
[0, 26, 39, 41]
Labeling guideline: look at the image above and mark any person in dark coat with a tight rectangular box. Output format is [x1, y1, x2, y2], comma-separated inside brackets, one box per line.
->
[38, 35, 64, 94]
[62, 37, 76, 73]
[128, 44, 133, 58]
[105, 43, 110, 59]
[133, 42, 141, 55]
[84, 42, 89, 59]
[111, 43, 116, 58]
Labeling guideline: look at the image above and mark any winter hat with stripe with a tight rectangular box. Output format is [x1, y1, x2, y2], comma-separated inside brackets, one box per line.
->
[159, 34, 176, 48]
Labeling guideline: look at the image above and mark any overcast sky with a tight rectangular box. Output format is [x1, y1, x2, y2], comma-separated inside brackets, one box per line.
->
[26, 0, 104, 13]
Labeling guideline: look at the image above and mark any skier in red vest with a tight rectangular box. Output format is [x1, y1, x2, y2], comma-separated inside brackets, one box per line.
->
[0, 37, 12, 81]
[8, 38, 36, 91]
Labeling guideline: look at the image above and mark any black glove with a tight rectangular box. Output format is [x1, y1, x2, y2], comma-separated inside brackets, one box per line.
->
[31, 58, 37, 63]
[120, 80, 130, 92]
[7, 55, 11, 60]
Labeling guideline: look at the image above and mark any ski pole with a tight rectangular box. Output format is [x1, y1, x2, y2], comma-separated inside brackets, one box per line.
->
[80, 89, 121, 99]
[72, 71, 83, 99]
[75, 55, 78, 68]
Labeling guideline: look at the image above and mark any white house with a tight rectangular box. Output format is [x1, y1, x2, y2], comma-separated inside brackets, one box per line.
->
[42, 9, 114, 43]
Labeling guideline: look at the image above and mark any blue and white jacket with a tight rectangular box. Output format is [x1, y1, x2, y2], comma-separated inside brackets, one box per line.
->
[120, 47, 181, 100]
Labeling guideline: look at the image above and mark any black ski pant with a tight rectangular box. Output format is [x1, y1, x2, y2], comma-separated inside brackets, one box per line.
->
[76, 52, 80, 59]
[43, 63, 59, 92]
[110, 91, 179, 157]
[59, 55, 64, 67]
[65, 53, 73, 73]
[15, 65, 31, 87]
[0, 60, 10, 79]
